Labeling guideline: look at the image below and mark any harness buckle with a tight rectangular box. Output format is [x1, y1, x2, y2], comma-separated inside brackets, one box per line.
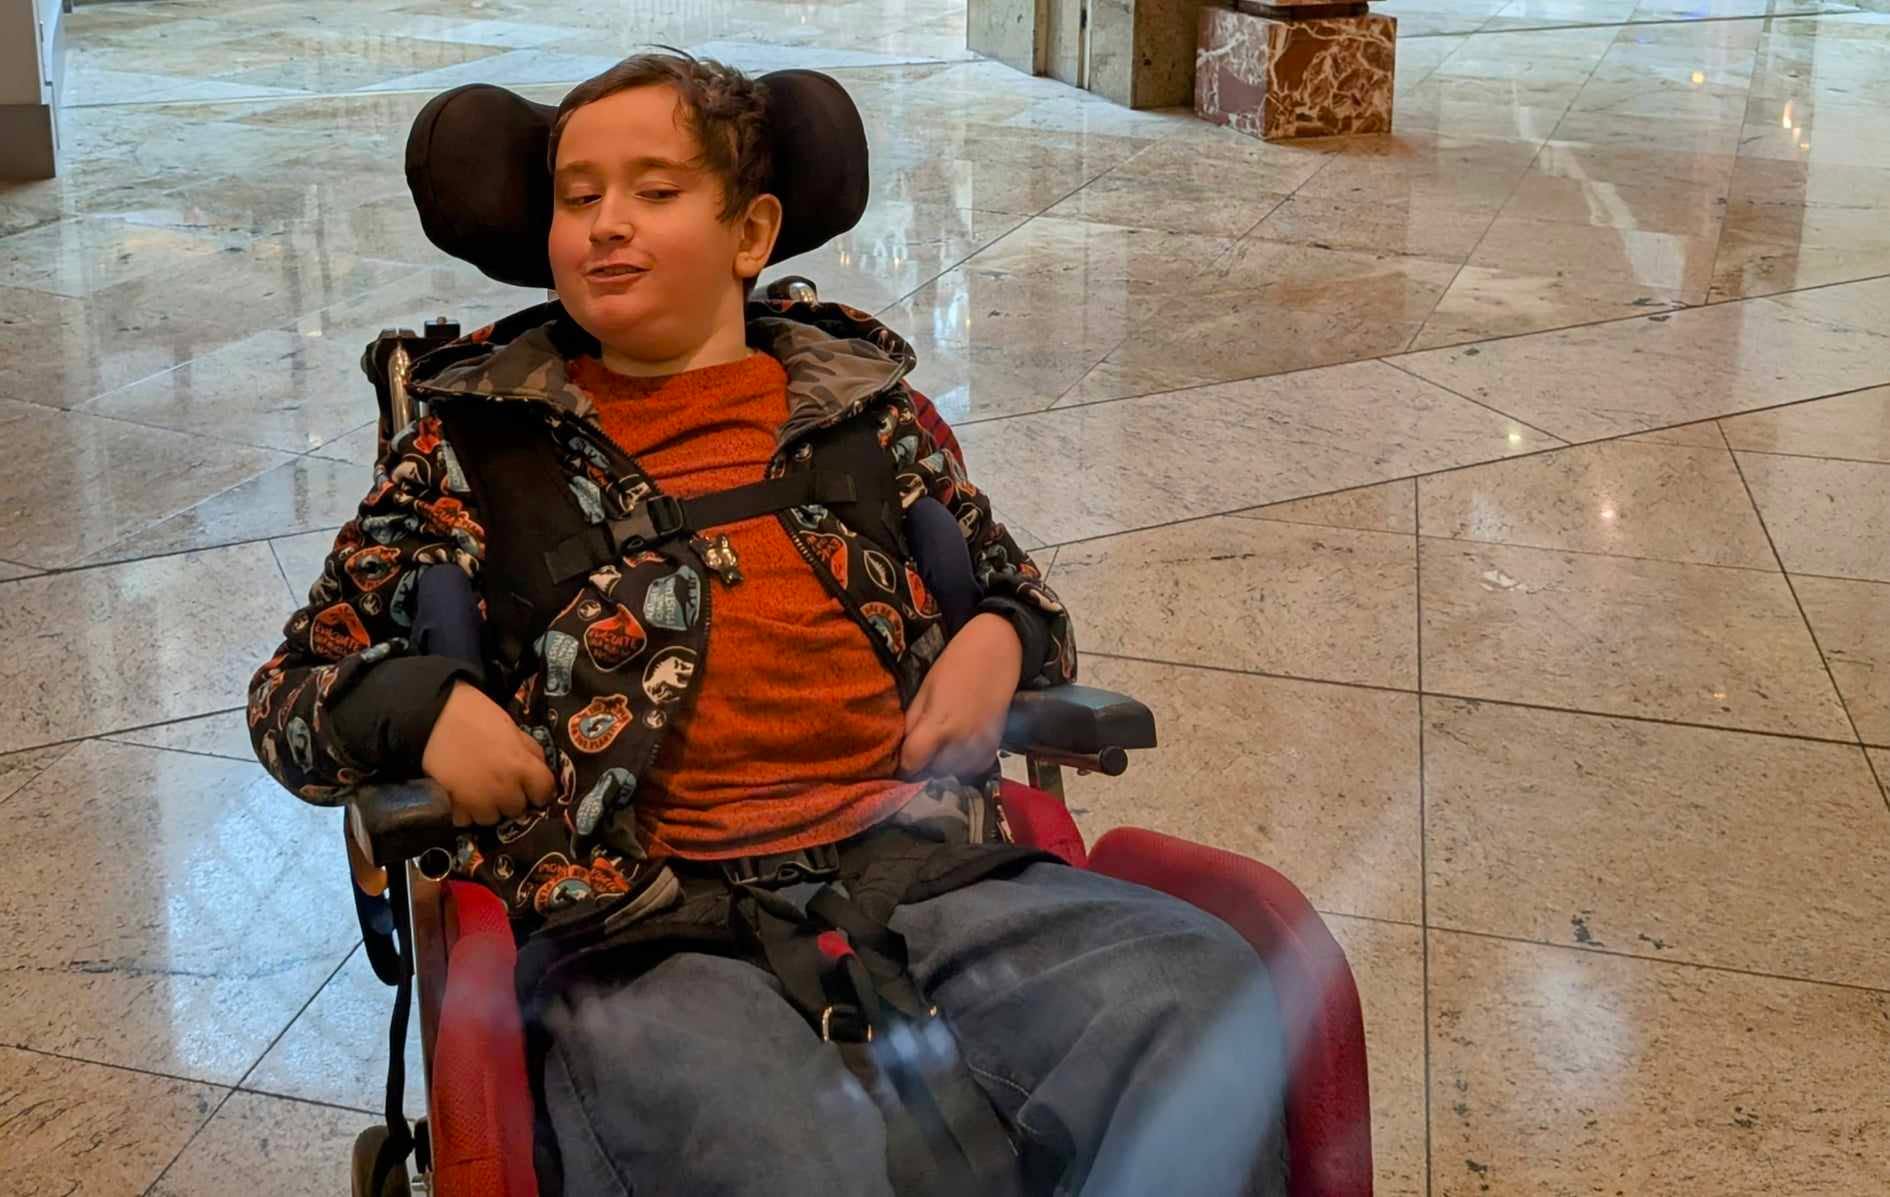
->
[722, 841, 841, 888]
[612, 494, 686, 553]
[820, 1003, 873, 1043]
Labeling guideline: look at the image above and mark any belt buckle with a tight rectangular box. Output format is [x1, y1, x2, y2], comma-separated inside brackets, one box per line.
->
[820, 1003, 872, 1043]
[614, 494, 686, 553]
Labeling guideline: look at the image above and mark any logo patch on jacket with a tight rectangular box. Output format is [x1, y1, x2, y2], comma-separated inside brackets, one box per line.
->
[643, 569, 701, 631]
[643, 647, 696, 705]
[583, 604, 648, 672]
[569, 695, 634, 753]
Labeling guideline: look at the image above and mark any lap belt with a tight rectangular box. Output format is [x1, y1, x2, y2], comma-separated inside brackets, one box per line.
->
[542, 470, 857, 585]
[515, 828, 1059, 1197]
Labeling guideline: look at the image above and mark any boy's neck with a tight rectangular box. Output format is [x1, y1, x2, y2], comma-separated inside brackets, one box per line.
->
[595, 291, 753, 379]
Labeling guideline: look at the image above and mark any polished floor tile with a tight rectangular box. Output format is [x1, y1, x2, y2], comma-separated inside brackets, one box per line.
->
[1323, 915, 1427, 1197]
[1737, 452, 1890, 581]
[1412, 264, 1693, 348]
[958, 361, 1556, 543]
[766, 204, 1026, 313]
[1531, 140, 1739, 191]
[956, 216, 1232, 291]
[1054, 518, 1418, 689]
[1717, 387, 1890, 462]
[1499, 171, 1728, 238]
[1468, 214, 1717, 297]
[249, 946, 423, 1112]
[0, 741, 358, 1082]
[1418, 538, 1853, 737]
[1239, 480, 1418, 535]
[1087, 296, 1429, 399]
[1429, 933, 1890, 1197]
[0, 284, 253, 411]
[1791, 574, 1890, 745]
[150, 1091, 372, 1197]
[1069, 657, 1423, 922]
[80, 455, 372, 566]
[1709, 227, 1890, 300]
[1425, 698, 1890, 986]
[1416, 439, 1777, 568]
[1200, 239, 1465, 324]
[1, 1044, 220, 1196]
[1246, 192, 1500, 261]
[1394, 291, 1890, 441]
[0, 543, 290, 753]
[906, 333, 1111, 423]
[0, 217, 232, 298]
[886, 267, 1146, 358]
[0, 398, 290, 569]
[1044, 171, 1287, 238]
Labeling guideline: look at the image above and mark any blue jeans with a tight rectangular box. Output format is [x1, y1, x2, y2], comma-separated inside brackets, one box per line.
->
[541, 862, 1290, 1196]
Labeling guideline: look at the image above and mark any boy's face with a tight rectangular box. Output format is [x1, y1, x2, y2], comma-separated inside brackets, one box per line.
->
[548, 85, 778, 373]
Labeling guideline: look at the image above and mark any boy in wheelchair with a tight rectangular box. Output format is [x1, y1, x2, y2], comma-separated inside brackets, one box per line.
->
[250, 53, 1286, 1197]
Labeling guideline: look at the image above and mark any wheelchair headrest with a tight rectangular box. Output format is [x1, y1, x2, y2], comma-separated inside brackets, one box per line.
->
[405, 70, 869, 289]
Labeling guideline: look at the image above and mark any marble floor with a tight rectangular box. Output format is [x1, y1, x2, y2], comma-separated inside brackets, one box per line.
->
[3, 0, 1889, 1193]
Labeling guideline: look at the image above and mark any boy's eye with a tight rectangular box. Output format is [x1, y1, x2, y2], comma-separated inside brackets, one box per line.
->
[563, 193, 600, 207]
[639, 188, 680, 201]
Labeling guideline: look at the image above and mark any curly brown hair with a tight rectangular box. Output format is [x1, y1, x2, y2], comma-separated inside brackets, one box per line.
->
[548, 51, 773, 223]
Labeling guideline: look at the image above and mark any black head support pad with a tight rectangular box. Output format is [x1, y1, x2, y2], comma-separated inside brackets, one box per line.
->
[404, 69, 869, 289]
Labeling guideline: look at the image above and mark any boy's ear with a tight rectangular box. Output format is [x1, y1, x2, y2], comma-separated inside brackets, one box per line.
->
[733, 193, 785, 283]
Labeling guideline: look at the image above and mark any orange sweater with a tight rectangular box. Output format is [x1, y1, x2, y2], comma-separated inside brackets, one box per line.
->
[569, 353, 918, 860]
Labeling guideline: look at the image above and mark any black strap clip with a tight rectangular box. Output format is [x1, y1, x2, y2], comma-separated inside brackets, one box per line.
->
[611, 493, 686, 554]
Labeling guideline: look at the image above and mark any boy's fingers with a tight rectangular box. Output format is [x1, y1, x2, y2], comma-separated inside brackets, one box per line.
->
[900, 720, 939, 777]
[524, 761, 556, 807]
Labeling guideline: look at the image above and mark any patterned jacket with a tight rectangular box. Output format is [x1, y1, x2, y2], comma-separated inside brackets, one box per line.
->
[248, 297, 1076, 935]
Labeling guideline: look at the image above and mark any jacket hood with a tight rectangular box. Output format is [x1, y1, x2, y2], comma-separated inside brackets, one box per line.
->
[409, 298, 919, 444]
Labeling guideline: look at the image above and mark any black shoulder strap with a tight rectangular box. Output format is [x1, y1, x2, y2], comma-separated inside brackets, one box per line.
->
[540, 469, 859, 585]
[435, 404, 591, 685]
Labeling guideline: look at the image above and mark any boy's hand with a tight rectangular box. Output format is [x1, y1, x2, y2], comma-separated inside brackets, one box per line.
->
[900, 614, 1023, 781]
[422, 681, 557, 827]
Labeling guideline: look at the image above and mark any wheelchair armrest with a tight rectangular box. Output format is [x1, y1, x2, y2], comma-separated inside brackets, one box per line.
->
[1002, 685, 1158, 776]
[348, 779, 458, 867]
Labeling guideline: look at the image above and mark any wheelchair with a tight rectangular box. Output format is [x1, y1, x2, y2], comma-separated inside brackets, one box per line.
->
[338, 68, 1374, 1197]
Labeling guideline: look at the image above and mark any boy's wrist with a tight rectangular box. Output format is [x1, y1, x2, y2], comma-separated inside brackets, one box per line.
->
[972, 598, 1047, 688]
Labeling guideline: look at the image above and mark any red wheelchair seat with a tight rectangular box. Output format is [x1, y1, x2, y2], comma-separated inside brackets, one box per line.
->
[424, 786, 1373, 1197]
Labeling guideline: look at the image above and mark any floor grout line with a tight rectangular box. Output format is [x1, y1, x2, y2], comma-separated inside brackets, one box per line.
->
[1082, 649, 1874, 748]
[4, 1039, 382, 1119]
[1404, 7, 1869, 41]
[0, 528, 344, 586]
[2, 709, 250, 763]
[1426, 922, 1890, 996]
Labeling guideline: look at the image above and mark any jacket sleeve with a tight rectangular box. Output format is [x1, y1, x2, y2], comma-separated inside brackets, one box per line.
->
[247, 416, 485, 805]
[894, 388, 1076, 690]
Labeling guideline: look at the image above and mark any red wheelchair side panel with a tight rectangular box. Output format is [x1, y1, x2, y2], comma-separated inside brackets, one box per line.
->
[433, 882, 539, 1197]
[1084, 828, 1374, 1197]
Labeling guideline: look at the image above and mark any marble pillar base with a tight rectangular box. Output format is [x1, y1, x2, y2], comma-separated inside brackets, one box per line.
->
[1195, 8, 1397, 141]
[967, 0, 1045, 75]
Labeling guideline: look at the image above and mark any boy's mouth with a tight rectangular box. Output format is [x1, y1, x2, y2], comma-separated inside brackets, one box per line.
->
[586, 263, 649, 282]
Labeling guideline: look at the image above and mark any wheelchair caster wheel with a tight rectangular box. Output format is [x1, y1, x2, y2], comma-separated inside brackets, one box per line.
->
[351, 1125, 412, 1197]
